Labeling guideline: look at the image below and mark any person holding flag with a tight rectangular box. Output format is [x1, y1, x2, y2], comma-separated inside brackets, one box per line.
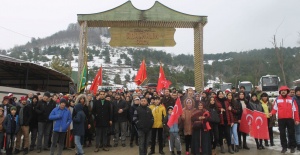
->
[191, 102, 211, 155]
[260, 93, 276, 147]
[248, 93, 265, 150]
[163, 105, 182, 155]
[270, 86, 299, 153]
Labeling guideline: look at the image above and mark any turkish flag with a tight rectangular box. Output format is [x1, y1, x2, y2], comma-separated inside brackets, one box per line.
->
[167, 97, 183, 128]
[239, 108, 253, 134]
[90, 66, 102, 95]
[251, 110, 269, 140]
[134, 60, 147, 86]
[156, 65, 172, 94]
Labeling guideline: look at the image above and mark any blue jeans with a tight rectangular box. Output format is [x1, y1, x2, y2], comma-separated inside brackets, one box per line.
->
[295, 124, 300, 145]
[74, 135, 84, 155]
[231, 123, 239, 145]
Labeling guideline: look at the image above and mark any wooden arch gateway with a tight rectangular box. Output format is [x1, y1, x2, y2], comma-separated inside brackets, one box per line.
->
[77, 1, 207, 91]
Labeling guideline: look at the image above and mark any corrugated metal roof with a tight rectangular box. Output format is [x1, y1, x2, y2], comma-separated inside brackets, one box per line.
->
[0, 54, 73, 82]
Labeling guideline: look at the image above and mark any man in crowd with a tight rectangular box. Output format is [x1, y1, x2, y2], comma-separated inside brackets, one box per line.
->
[270, 86, 299, 153]
[113, 93, 128, 147]
[161, 89, 175, 109]
[93, 91, 112, 152]
[15, 96, 32, 154]
[293, 87, 300, 151]
[133, 97, 154, 155]
[35, 92, 56, 153]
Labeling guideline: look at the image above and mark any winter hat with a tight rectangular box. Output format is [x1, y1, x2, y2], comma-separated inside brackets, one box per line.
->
[279, 86, 290, 94]
[167, 106, 174, 111]
[295, 87, 300, 93]
[10, 106, 17, 111]
[60, 98, 67, 104]
[225, 89, 231, 93]
[20, 96, 27, 101]
[2, 96, 10, 101]
[134, 97, 140, 100]
[8, 93, 13, 97]
[44, 92, 51, 98]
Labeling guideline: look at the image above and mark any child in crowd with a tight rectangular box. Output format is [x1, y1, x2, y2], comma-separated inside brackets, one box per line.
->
[164, 106, 182, 155]
[3, 106, 20, 155]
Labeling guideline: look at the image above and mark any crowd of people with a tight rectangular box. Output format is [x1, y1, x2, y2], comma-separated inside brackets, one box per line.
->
[0, 85, 300, 155]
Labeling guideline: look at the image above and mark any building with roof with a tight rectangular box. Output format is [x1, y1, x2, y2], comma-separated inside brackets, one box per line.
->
[0, 54, 74, 95]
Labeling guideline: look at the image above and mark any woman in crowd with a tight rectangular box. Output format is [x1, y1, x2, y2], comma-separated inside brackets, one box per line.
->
[215, 91, 234, 154]
[191, 102, 211, 155]
[248, 93, 265, 150]
[236, 91, 250, 150]
[181, 97, 196, 155]
[206, 97, 220, 155]
[230, 92, 242, 152]
[260, 92, 275, 147]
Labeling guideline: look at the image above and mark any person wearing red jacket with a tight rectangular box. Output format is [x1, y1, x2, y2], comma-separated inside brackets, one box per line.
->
[215, 91, 234, 154]
[270, 86, 300, 153]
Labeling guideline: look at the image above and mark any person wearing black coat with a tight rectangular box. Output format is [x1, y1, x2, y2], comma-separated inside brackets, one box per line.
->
[130, 97, 140, 147]
[29, 95, 39, 151]
[248, 93, 265, 150]
[73, 102, 86, 155]
[236, 91, 251, 150]
[161, 89, 175, 109]
[112, 93, 128, 147]
[92, 91, 112, 152]
[35, 92, 56, 153]
[133, 97, 154, 155]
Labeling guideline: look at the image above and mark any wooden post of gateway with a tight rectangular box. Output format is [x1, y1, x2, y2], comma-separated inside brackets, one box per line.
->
[194, 23, 204, 92]
[78, 21, 88, 90]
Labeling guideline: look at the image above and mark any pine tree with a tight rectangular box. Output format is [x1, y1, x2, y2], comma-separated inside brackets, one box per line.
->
[117, 59, 122, 66]
[125, 74, 130, 82]
[114, 74, 122, 84]
[50, 56, 72, 77]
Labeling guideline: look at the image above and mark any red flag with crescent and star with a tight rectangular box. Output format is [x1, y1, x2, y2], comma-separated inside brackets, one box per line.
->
[251, 110, 269, 140]
[89, 66, 102, 95]
[156, 64, 172, 94]
[239, 108, 253, 134]
[167, 97, 183, 128]
[134, 60, 147, 86]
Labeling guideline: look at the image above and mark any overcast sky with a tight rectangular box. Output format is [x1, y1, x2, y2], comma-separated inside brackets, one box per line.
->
[1, 0, 300, 55]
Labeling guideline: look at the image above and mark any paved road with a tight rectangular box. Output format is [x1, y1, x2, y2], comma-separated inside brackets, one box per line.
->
[34, 138, 298, 155]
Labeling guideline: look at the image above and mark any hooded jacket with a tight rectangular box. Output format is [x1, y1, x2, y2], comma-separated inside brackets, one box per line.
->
[49, 106, 72, 132]
[271, 95, 299, 121]
[73, 103, 86, 136]
[181, 97, 196, 135]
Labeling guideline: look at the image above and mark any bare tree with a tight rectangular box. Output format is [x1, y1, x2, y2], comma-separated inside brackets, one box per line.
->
[253, 59, 263, 85]
[272, 35, 287, 85]
[234, 57, 241, 86]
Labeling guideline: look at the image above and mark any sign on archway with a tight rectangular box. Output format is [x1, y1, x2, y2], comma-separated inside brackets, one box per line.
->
[77, 1, 207, 91]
